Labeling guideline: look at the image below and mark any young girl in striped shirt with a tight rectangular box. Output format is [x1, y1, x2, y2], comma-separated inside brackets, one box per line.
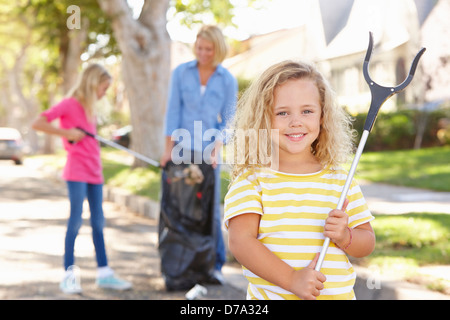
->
[224, 60, 375, 300]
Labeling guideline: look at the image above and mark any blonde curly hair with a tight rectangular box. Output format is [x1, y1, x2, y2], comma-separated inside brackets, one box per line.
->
[228, 60, 355, 182]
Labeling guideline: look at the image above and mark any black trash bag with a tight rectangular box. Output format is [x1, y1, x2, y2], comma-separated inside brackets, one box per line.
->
[158, 161, 216, 291]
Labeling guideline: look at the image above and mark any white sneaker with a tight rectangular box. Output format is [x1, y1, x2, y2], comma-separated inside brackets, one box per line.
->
[59, 274, 82, 294]
[96, 275, 132, 290]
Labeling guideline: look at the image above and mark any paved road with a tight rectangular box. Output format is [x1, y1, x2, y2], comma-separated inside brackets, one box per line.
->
[0, 160, 244, 300]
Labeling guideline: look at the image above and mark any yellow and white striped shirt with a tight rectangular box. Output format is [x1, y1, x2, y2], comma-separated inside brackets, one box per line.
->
[224, 166, 374, 300]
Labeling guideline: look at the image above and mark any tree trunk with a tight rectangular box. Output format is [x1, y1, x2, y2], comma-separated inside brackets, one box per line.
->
[62, 17, 89, 94]
[98, 0, 170, 167]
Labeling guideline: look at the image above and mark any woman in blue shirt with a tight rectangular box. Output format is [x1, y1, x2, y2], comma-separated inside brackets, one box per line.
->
[161, 25, 238, 285]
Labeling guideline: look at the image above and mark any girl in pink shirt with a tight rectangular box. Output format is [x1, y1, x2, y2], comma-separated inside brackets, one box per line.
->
[32, 63, 131, 294]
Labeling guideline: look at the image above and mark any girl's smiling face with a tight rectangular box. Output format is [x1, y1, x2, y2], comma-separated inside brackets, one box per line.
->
[271, 78, 322, 162]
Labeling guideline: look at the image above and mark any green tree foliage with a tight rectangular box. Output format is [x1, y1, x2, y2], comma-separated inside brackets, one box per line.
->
[171, 0, 235, 27]
[17, 0, 118, 84]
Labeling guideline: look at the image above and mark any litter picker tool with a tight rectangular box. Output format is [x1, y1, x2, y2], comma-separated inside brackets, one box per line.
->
[315, 32, 426, 272]
[74, 127, 161, 168]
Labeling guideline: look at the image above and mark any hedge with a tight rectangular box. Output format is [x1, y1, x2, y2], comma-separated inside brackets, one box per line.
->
[351, 108, 450, 151]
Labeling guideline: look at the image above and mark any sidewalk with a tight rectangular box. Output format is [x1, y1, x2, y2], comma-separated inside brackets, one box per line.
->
[359, 180, 450, 215]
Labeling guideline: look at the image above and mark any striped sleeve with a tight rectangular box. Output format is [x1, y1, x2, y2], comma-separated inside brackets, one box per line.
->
[224, 171, 263, 229]
[346, 180, 374, 229]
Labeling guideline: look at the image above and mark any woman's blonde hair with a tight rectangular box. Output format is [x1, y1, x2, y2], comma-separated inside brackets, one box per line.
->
[228, 60, 355, 181]
[67, 63, 111, 120]
[195, 25, 228, 66]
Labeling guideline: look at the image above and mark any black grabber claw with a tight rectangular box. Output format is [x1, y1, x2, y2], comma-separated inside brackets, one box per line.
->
[363, 32, 426, 132]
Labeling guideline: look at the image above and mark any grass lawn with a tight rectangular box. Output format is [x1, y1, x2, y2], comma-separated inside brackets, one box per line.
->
[102, 151, 161, 201]
[357, 212, 450, 293]
[368, 213, 450, 265]
[349, 146, 450, 287]
[356, 146, 450, 192]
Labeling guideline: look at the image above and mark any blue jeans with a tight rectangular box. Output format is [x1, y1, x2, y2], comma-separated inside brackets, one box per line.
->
[65, 181, 108, 270]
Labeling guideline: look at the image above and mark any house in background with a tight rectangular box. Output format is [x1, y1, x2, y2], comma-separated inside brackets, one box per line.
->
[224, 0, 448, 113]
[419, 0, 450, 103]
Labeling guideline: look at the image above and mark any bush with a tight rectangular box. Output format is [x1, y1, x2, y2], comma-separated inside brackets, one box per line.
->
[352, 108, 450, 151]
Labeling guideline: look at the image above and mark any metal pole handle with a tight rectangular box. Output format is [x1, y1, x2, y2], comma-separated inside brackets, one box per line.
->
[76, 127, 161, 168]
[315, 130, 370, 271]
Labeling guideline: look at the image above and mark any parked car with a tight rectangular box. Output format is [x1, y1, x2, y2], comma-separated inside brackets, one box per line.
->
[0, 127, 24, 165]
[112, 125, 132, 148]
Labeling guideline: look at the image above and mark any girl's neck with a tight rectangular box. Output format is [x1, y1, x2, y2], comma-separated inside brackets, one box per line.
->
[273, 154, 322, 174]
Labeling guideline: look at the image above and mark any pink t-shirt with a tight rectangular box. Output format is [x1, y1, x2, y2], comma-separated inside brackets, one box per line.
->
[41, 97, 103, 184]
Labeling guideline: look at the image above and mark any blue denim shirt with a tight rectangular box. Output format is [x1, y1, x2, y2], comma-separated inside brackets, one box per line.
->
[164, 60, 238, 153]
